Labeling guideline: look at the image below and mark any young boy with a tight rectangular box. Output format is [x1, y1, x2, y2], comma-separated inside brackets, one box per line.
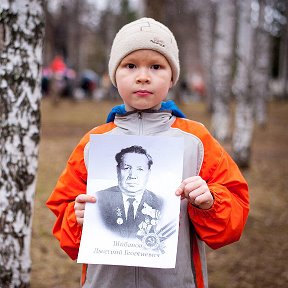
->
[46, 18, 249, 288]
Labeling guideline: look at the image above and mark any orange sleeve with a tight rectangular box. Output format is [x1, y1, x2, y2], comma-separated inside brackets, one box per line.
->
[187, 127, 249, 249]
[46, 123, 116, 260]
[46, 134, 89, 260]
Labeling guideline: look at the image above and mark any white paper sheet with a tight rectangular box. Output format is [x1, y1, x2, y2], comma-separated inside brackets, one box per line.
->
[77, 134, 184, 268]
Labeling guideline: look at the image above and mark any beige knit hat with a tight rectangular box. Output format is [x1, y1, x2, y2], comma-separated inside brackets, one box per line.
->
[108, 17, 180, 87]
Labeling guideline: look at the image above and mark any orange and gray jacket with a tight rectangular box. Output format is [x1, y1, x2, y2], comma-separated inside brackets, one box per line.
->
[46, 103, 249, 288]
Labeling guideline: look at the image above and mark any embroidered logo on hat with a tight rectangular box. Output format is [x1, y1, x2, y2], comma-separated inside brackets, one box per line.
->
[139, 20, 152, 31]
[150, 37, 165, 47]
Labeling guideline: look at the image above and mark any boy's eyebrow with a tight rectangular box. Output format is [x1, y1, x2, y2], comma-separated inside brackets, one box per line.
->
[121, 56, 166, 65]
[121, 56, 137, 62]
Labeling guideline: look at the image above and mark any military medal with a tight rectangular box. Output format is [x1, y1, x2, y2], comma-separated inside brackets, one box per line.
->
[116, 208, 123, 225]
[142, 233, 160, 250]
[117, 218, 123, 225]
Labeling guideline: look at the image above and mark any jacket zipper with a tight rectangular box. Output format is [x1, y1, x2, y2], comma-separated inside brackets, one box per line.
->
[136, 111, 142, 287]
[138, 112, 143, 135]
[135, 266, 139, 288]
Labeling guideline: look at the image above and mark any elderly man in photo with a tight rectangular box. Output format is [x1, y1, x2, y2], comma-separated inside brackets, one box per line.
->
[96, 145, 163, 238]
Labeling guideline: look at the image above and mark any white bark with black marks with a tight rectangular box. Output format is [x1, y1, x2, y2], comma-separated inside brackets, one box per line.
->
[251, 0, 272, 127]
[197, 0, 215, 112]
[0, 0, 44, 287]
[211, 0, 236, 141]
[232, 0, 255, 167]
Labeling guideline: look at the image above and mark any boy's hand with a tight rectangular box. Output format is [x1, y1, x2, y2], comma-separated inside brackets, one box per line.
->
[74, 194, 96, 225]
[175, 176, 214, 210]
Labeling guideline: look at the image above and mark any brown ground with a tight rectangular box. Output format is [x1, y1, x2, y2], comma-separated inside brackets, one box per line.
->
[31, 98, 288, 288]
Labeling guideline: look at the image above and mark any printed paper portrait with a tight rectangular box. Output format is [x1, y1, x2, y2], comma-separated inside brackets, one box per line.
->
[78, 134, 184, 268]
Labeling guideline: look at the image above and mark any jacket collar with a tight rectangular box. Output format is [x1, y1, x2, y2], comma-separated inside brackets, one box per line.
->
[106, 100, 186, 123]
[113, 109, 175, 135]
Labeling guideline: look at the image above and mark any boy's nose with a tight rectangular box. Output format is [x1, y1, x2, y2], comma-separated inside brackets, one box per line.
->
[136, 68, 151, 84]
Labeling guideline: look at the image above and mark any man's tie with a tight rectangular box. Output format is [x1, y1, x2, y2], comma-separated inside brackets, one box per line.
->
[127, 198, 135, 224]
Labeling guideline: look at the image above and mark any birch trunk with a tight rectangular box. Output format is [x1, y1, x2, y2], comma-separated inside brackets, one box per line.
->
[232, 0, 254, 167]
[211, 0, 236, 141]
[145, 0, 166, 21]
[252, 0, 272, 127]
[0, 0, 44, 287]
[197, 0, 215, 112]
[278, 15, 288, 99]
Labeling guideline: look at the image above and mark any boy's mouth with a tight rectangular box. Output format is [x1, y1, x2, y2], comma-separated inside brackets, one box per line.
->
[135, 90, 152, 97]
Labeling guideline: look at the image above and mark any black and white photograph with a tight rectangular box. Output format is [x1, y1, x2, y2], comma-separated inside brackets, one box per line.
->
[96, 144, 164, 239]
[77, 134, 184, 268]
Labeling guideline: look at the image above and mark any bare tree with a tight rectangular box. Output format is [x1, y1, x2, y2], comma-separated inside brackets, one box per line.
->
[144, 0, 166, 21]
[232, 0, 255, 167]
[279, 22, 288, 98]
[197, 0, 215, 112]
[211, 0, 236, 141]
[252, 0, 273, 127]
[276, 0, 288, 99]
[0, 0, 44, 287]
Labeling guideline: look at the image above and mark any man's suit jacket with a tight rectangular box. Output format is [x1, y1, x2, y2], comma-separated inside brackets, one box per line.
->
[96, 186, 163, 238]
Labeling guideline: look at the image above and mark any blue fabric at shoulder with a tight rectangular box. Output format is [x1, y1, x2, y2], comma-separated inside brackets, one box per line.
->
[106, 100, 186, 123]
[160, 100, 186, 118]
[106, 104, 126, 123]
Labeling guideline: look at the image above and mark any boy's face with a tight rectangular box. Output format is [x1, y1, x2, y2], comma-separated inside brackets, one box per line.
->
[115, 49, 173, 111]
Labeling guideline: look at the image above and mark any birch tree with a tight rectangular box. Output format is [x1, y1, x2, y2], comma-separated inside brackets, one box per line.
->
[274, 0, 288, 99]
[0, 0, 44, 287]
[278, 20, 288, 99]
[211, 0, 236, 141]
[197, 0, 215, 112]
[232, 0, 255, 167]
[251, 0, 272, 127]
[144, 0, 166, 21]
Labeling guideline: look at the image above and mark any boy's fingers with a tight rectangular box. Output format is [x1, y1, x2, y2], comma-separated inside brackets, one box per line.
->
[175, 185, 184, 196]
[77, 218, 84, 226]
[75, 194, 96, 203]
[75, 209, 85, 218]
[194, 193, 214, 209]
[176, 176, 203, 196]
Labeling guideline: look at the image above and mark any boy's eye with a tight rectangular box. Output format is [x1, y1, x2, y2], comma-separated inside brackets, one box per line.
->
[127, 64, 136, 69]
[151, 64, 161, 70]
